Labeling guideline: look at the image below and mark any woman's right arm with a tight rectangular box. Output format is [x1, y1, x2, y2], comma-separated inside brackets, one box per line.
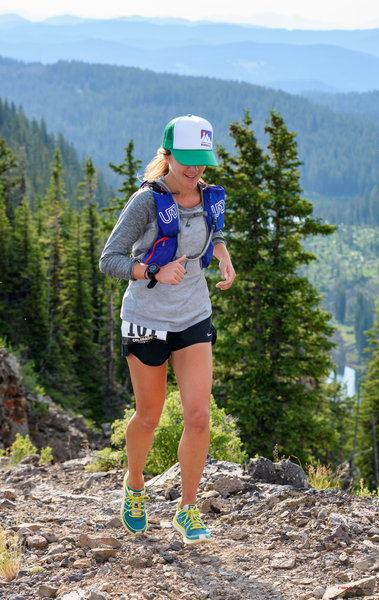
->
[99, 190, 156, 281]
[100, 189, 187, 285]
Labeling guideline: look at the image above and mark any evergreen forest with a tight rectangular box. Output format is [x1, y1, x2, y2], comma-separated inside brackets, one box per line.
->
[0, 99, 112, 211]
[0, 97, 378, 490]
[302, 227, 379, 367]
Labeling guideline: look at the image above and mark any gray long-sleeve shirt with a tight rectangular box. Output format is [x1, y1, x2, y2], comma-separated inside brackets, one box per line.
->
[99, 177, 226, 332]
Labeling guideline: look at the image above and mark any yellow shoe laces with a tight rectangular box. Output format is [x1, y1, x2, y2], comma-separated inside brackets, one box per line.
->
[126, 492, 150, 518]
[182, 504, 206, 530]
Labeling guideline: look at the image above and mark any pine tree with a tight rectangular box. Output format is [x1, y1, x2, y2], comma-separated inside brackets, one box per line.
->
[42, 149, 71, 391]
[211, 111, 344, 463]
[354, 292, 374, 357]
[0, 188, 12, 337]
[80, 158, 102, 344]
[62, 212, 104, 418]
[109, 140, 142, 204]
[0, 138, 18, 220]
[10, 198, 49, 363]
[335, 286, 346, 324]
[106, 139, 142, 220]
[355, 310, 379, 490]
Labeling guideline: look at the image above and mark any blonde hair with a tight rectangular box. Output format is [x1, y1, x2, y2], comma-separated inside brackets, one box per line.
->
[144, 147, 170, 180]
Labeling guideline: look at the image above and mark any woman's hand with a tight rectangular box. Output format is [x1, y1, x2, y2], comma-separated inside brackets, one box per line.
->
[213, 244, 235, 290]
[156, 255, 187, 285]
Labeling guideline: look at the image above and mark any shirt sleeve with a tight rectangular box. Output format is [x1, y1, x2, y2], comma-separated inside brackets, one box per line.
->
[99, 189, 156, 280]
[212, 230, 226, 246]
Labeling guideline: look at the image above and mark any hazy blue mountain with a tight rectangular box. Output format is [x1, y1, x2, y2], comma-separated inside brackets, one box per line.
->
[0, 14, 378, 92]
[303, 90, 379, 119]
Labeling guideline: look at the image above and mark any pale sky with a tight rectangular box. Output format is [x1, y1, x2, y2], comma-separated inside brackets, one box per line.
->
[1, 0, 379, 30]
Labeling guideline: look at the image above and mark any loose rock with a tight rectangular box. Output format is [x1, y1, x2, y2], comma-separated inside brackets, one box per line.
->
[37, 584, 59, 598]
[322, 575, 377, 598]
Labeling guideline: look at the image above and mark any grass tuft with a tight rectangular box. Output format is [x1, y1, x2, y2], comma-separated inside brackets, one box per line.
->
[0, 527, 23, 582]
[306, 460, 342, 489]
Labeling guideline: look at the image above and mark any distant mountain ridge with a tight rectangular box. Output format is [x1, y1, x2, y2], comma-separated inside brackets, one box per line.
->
[0, 14, 379, 92]
[303, 90, 379, 119]
[0, 56, 378, 218]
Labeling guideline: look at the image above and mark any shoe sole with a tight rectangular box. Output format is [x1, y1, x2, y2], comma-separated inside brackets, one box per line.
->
[172, 519, 212, 544]
[120, 471, 148, 535]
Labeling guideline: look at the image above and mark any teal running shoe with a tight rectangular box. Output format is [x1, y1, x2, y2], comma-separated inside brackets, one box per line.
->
[120, 473, 149, 534]
[173, 502, 212, 544]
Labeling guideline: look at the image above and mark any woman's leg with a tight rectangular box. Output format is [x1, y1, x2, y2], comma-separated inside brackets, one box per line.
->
[171, 342, 213, 506]
[125, 354, 168, 490]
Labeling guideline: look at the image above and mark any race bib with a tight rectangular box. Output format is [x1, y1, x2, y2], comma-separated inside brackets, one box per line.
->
[121, 321, 167, 343]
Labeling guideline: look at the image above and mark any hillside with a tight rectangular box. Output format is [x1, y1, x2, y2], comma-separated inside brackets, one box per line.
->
[303, 90, 379, 120]
[0, 15, 379, 92]
[0, 57, 378, 222]
[302, 226, 379, 367]
[0, 98, 112, 208]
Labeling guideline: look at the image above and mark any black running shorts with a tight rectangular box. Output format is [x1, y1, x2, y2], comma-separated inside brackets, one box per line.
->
[121, 316, 216, 367]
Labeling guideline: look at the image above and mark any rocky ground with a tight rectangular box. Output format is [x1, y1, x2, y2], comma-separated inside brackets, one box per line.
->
[0, 456, 378, 600]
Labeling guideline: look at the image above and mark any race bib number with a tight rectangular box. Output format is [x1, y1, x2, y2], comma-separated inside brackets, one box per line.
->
[121, 321, 167, 343]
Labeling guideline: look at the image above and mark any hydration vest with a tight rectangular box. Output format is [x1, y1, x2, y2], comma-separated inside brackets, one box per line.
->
[141, 181, 225, 269]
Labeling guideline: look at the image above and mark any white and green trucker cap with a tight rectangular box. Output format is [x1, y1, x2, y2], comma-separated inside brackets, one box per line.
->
[162, 114, 218, 166]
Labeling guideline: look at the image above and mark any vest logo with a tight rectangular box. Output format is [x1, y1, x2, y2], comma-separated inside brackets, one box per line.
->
[158, 204, 178, 224]
[201, 129, 212, 148]
[211, 199, 225, 218]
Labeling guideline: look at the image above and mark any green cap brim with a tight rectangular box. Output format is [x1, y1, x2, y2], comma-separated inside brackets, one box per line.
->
[171, 148, 218, 167]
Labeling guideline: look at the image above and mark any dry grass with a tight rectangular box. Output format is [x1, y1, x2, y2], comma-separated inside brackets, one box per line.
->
[0, 527, 23, 582]
[306, 460, 342, 490]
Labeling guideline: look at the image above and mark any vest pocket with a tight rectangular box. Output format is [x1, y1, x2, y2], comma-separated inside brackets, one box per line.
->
[143, 237, 169, 264]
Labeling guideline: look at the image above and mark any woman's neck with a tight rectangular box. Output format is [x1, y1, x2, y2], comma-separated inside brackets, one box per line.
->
[163, 176, 201, 207]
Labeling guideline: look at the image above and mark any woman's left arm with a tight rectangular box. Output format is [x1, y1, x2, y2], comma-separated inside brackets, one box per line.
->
[213, 243, 236, 290]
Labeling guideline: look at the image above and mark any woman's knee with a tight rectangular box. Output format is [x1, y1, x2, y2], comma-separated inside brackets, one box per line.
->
[128, 411, 162, 433]
[183, 407, 210, 431]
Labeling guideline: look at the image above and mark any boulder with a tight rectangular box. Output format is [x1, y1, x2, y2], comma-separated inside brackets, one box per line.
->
[322, 576, 377, 599]
[247, 456, 310, 489]
[0, 347, 105, 461]
[0, 347, 29, 448]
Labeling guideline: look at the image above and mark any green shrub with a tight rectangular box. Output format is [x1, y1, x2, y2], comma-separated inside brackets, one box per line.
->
[40, 446, 54, 465]
[108, 392, 247, 475]
[354, 478, 379, 498]
[8, 434, 37, 465]
[86, 447, 124, 472]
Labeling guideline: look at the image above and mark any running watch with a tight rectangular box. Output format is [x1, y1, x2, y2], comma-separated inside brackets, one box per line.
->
[146, 263, 160, 289]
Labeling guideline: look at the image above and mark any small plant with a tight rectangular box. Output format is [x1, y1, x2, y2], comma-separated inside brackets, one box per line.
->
[306, 460, 341, 490]
[26, 565, 44, 576]
[0, 527, 23, 582]
[40, 446, 54, 465]
[354, 478, 379, 498]
[272, 444, 287, 463]
[8, 434, 37, 465]
[86, 447, 124, 473]
[29, 398, 49, 417]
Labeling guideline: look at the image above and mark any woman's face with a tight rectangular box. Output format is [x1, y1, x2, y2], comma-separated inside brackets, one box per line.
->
[164, 153, 205, 193]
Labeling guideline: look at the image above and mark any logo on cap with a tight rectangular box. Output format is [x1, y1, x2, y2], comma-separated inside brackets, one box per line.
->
[201, 129, 212, 148]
